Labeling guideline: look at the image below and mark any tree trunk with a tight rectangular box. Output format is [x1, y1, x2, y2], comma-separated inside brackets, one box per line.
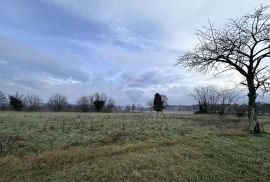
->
[247, 79, 260, 133]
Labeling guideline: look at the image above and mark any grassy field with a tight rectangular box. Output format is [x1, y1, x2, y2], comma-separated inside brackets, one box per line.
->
[0, 112, 270, 181]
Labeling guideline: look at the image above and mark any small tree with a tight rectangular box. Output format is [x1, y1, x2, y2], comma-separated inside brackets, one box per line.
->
[153, 93, 164, 113]
[0, 91, 7, 110]
[23, 94, 42, 111]
[48, 93, 67, 112]
[9, 93, 23, 111]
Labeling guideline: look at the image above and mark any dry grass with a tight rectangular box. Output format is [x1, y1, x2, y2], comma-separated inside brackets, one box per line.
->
[221, 128, 248, 136]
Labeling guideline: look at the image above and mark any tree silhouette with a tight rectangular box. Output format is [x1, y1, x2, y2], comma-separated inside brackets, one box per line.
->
[9, 93, 23, 111]
[178, 6, 270, 133]
[153, 93, 164, 113]
[94, 100, 105, 112]
[93, 92, 107, 112]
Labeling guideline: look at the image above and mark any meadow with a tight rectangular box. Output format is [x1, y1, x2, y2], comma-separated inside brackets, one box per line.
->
[0, 112, 270, 181]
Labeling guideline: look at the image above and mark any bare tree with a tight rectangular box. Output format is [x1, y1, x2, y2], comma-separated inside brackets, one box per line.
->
[178, 6, 270, 133]
[226, 89, 242, 114]
[23, 94, 42, 111]
[48, 93, 67, 112]
[0, 91, 7, 110]
[161, 94, 169, 107]
[192, 86, 243, 115]
[106, 98, 116, 112]
[192, 86, 219, 113]
[77, 96, 91, 112]
[218, 89, 230, 115]
[146, 99, 153, 113]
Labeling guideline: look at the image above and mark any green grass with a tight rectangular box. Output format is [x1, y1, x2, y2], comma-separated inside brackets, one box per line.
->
[0, 112, 270, 181]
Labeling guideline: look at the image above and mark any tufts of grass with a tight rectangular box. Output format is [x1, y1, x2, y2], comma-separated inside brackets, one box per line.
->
[221, 128, 248, 137]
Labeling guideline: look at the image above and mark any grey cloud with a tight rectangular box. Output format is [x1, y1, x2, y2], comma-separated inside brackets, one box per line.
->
[0, 34, 90, 83]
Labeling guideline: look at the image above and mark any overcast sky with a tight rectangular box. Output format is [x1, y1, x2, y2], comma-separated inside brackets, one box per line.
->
[0, 0, 269, 105]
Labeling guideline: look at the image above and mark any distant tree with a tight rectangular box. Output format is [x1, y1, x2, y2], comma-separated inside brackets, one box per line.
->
[106, 98, 116, 112]
[88, 96, 95, 111]
[218, 89, 229, 115]
[146, 99, 154, 112]
[9, 92, 24, 111]
[177, 6, 270, 133]
[77, 96, 91, 112]
[94, 100, 105, 112]
[131, 104, 136, 111]
[192, 86, 218, 114]
[153, 93, 164, 113]
[93, 93, 107, 112]
[125, 105, 132, 112]
[93, 93, 107, 103]
[225, 90, 240, 114]
[192, 86, 242, 114]
[161, 94, 168, 107]
[48, 93, 67, 112]
[23, 94, 42, 111]
[0, 91, 7, 110]
[217, 88, 241, 115]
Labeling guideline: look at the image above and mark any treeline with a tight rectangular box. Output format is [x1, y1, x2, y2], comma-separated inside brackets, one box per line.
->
[1, 89, 269, 114]
[192, 85, 270, 116]
[0, 91, 116, 112]
[192, 85, 246, 115]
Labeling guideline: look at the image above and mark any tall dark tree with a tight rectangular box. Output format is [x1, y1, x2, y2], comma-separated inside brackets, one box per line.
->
[177, 6, 270, 133]
[93, 92, 107, 112]
[93, 100, 105, 112]
[9, 92, 23, 111]
[153, 93, 164, 113]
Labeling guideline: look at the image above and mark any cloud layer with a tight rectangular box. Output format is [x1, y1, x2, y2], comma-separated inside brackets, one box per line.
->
[0, 0, 269, 105]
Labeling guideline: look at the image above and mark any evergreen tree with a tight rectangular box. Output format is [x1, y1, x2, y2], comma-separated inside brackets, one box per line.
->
[9, 93, 23, 111]
[153, 93, 164, 113]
